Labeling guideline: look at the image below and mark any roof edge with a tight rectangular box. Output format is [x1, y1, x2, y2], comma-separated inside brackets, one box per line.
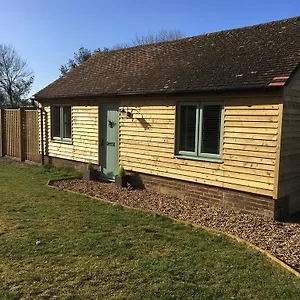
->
[284, 62, 300, 87]
[34, 85, 281, 101]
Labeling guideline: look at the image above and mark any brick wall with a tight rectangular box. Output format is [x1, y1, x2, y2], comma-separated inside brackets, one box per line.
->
[128, 171, 275, 218]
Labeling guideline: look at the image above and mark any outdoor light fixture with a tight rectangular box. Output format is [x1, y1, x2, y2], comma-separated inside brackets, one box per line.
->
[120, 106, 143, 119]
[120, 106, 133, 118]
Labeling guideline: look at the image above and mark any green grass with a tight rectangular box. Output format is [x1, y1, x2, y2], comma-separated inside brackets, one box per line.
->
[0, 163, 299, 299]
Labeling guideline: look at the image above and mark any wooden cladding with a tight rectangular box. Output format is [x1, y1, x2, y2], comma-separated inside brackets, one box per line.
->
[0, 108, 41, 163]
[278, 70, 300, 213]
[119, 95, 281, 198]
[40, 92, 282, 199]
[42, 105, 99, 164]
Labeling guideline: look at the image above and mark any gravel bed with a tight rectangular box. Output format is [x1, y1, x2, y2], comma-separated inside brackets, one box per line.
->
[52, 178, 300, 273]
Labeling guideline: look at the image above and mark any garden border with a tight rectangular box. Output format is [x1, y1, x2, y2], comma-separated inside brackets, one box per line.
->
[47, 178, 300, 278]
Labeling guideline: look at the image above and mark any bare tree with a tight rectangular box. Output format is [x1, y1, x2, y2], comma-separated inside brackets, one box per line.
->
[0, 44, 34, 107]
[0, 90, 6, 108]
[131, 29, 184, 46]
[60, 29, 184, 75]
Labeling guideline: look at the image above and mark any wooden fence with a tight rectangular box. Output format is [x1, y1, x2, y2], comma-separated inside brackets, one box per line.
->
[0, 108, 41, 163]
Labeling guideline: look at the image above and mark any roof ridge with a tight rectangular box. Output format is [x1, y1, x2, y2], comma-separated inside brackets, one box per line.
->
[92, 15, 300, 57]
[92, 35, 204, 57]
[35, 15, 300, 99]
[206, 15, 300, 36]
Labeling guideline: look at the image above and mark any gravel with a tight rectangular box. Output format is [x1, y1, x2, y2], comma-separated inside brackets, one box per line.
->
[51, 178, 300, 273]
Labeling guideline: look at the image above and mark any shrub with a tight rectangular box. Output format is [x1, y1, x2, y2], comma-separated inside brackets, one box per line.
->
[86, 162, 94, 171]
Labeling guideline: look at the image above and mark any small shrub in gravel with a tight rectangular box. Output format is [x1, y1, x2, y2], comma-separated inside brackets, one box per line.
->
[86, 162, 94, 171]
[83, 163, 98, 180]
[115, 165, 128, 188]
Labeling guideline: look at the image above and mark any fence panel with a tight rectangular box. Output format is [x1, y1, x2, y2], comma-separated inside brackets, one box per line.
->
[24, 110, 41, 162]
[0, 108, 41, 163]
[4, 109, 21, 158]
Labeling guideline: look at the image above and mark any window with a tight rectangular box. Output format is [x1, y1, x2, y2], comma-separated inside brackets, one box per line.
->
[51, 105, 72, 142]
[176, 102, 223, 161]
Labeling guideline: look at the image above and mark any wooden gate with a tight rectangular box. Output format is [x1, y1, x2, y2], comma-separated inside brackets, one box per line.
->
[0, 108, 41, 163]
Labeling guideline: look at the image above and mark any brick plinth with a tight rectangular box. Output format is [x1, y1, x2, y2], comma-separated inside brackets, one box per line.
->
[128, 171, 275, 218]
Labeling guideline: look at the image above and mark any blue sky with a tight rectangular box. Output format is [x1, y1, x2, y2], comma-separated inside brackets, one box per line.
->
[0, 0, 298, 96]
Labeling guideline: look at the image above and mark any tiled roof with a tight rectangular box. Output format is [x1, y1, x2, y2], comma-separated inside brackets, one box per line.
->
[35, 16, 300, 99]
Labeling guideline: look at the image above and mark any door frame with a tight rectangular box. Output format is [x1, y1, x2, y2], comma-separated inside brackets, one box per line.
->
[99, 102, 120, 180]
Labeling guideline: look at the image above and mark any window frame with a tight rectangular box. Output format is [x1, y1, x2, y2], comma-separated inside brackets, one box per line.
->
[51, 104, 72, 143]
[175, 101, 224, 162]
[176, 102, 199, 157]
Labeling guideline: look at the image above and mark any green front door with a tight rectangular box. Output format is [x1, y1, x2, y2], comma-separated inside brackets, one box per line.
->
[100, 103, 119, 180]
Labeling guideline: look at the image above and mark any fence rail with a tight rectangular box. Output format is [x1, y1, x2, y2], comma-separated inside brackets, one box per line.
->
[0, 108, 41, 163]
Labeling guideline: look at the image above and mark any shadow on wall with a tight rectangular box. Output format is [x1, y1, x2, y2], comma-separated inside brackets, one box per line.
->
[137, 118, 151, 130]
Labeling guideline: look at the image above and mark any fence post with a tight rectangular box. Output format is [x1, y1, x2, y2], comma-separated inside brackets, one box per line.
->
[0, 109, 3, 157]
[40, 108, 45, 165]
[19, 108, 25, 161]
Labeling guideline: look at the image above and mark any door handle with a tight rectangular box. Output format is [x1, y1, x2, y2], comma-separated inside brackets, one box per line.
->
[101, 139, 104, 146]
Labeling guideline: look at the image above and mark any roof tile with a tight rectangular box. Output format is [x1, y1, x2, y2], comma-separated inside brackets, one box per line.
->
[35, 16, 300, 99]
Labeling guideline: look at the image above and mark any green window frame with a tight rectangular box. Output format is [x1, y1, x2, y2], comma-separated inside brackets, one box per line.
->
[51, 104, 72, 142]
[175, 102, 224, 162]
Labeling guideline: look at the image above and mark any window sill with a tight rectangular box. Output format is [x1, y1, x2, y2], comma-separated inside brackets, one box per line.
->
[51, 139, 73, 145]
[174, 155, 223, 164]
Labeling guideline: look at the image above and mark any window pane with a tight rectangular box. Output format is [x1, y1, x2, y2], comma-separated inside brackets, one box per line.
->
[52, 106, 60, 138]
[201, 105, 222, 154]
[179, 105, 197, 152]
[63, 106, 71, 139]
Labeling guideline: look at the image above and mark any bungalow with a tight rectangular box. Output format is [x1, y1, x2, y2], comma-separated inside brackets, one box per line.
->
[34, 16, 300, 220]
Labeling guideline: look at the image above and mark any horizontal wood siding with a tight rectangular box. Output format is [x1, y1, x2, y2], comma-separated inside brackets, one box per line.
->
[119, 94, 280, 197]
[42, 105, 99, 164]
[279, 70, 300, 214]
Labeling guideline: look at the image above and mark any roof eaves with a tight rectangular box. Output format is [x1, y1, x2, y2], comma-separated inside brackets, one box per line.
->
[34, 85, 282, 101]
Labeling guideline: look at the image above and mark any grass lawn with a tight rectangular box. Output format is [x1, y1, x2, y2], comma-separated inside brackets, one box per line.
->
[0, 163, 299, 299]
